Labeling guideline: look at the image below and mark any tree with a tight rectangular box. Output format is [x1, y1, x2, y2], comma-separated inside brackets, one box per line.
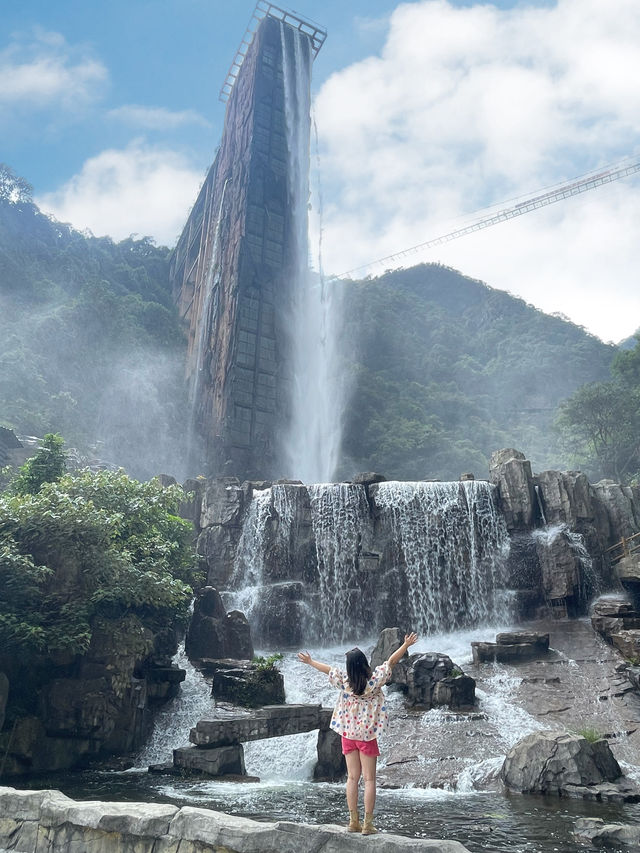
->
[0, 468, 198, 655]
[10, 433, 67, 495]
[0, 164, 33, 204]
[556, 381, 640, 483]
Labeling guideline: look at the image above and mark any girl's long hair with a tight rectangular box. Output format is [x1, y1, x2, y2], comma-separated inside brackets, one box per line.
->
[346, 648, 372, 696]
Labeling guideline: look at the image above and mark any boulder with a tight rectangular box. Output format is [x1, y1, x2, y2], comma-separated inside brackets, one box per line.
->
[616, 553, 640, 608]
[533, 526, 585, 606]
[370, 627, 408, 685]
[405, 653, 475, 710]
[314, 708, 346, 782]
[472, 632, 549, 664]
[574, 817, 640, 847]
[208, 659, 285, 708]
[185, 587, 254, 662]
[489, 449, 536, 530]
[610, 630, 640, 662]
[592, 480, 640, 543]
[200, 477, 245, 528]
[591, 595, 640, 642]
[534, 470, 594, 528]
[501, 731, 640, 801]
[173, 744, 246, 777]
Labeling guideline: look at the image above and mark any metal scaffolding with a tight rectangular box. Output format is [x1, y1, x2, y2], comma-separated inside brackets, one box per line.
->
[219, 1, 327, 103]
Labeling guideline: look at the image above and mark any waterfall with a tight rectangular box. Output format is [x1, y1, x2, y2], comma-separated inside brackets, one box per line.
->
[225, 487, 273, 624]
[279, 23, 344, 483]
[373, 481, 511, 634]
[224, 479, 510, 644]
[308, 483, 370, 642]
[135, 645, 214, 767]
[532, 522, 598, 606]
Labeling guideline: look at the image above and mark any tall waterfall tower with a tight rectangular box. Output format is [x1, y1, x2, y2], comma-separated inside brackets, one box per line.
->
[170, 5, 326, 478]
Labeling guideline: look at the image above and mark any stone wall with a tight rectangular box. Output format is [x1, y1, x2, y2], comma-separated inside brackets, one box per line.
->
[0, 787, 472, 852]
[0, 616, 184, 777]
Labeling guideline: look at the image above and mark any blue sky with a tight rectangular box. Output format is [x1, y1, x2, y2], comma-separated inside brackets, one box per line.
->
[3, 0, 639, 341]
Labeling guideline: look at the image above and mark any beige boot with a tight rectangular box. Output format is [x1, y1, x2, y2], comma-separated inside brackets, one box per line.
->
[361, 813, 377, 835]
[347, 810, 361, 832]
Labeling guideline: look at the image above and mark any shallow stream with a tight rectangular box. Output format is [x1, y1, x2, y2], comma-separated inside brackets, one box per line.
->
[18, 623, 640, 853]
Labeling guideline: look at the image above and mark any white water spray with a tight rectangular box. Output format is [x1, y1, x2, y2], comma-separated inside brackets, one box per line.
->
[279, 24, 344, 483]
[374, 481, 511, 633]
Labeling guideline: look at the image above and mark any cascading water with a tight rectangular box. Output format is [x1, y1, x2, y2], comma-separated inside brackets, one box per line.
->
[225, 479, 510, 644]
[225, 487, 273, 624]
[308, 483, 370, 641]
[532, 521, 598, 606]
[279, 23, 344, 483]
[373, 481, 511, 634]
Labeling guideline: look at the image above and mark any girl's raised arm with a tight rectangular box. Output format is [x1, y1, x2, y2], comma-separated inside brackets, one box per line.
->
[387, 632, 418, 669]
[297, 651, 331, 674]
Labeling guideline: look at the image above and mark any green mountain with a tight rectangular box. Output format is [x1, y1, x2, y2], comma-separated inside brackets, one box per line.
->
[0, 184, 617, 483]
[339, 264, 616, 480]
[0, 194, 188, 480]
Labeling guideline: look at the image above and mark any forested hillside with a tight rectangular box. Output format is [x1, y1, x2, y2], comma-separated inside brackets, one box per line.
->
[339, 264, 616, 480]
[0, 167, 622, 483]
[0, 172, 188, 480]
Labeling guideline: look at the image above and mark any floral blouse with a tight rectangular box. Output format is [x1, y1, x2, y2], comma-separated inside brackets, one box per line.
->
[328, 661, 392, 741]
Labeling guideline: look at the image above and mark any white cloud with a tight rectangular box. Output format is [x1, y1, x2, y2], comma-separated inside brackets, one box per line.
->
[0, 29, 107, 110]
[36, 142, 204, 246]
[313, 0, 640, 341]
[107, 104, 211, 130]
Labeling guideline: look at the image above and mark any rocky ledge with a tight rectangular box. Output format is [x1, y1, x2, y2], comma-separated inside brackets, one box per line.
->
[0, 786, 471, 853]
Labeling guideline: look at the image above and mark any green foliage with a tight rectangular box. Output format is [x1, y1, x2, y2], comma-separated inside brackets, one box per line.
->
[252, 653, 284, 671]
[575, 727, 602, 744]
[556, 380, 640, 482]
[0, 468, 197, 655]
[555, 335, 640, 483]
[0, 185, 188, 480]
[9, 433, 67, 495]
[339, 264, 614, 480]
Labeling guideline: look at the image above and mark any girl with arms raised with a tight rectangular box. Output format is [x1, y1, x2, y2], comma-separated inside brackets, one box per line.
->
[298, 631, 418, 835]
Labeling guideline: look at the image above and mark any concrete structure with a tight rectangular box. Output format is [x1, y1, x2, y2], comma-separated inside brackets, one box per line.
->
[170, 6, 325, 479]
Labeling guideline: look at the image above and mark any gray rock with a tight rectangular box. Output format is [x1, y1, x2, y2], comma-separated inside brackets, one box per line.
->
[405, 653, 474, 710]
[500, 730, 640, 801]
[186, 587, 254, 662]
[352, 472, 387, 486]
[174, 744, 246, 777]
[314, 709, 345, 781]
[574, 817, 640, 847]
[534, 470, 594, 528]
[200, 478, 245, 528]
[489, 448, 536, 530]
[209, 659, 285, 708]
[0, 786, 472, 852]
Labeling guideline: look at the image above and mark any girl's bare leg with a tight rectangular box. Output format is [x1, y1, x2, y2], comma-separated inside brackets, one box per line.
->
[345, 751, 362, 812]
[360, 753, 378, 814]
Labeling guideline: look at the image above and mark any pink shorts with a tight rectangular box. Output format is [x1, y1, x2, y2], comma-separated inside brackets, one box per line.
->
[341, 736, 380, 757]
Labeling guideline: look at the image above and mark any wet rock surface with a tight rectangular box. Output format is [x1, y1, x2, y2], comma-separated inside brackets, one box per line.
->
[205, 659, 285, 708]
[377, 619, 640, 792]
[185, 586, 254, 662]
[573, 816, 640, 847]
[501, 730, 637, 800]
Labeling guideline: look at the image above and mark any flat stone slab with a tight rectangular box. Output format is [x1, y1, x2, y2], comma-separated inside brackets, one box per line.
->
[191, 703, 323, 747]
[0, 786, 472, 852]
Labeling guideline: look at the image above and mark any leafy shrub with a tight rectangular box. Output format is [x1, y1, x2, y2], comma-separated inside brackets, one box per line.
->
[0, 468, 198, 655]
